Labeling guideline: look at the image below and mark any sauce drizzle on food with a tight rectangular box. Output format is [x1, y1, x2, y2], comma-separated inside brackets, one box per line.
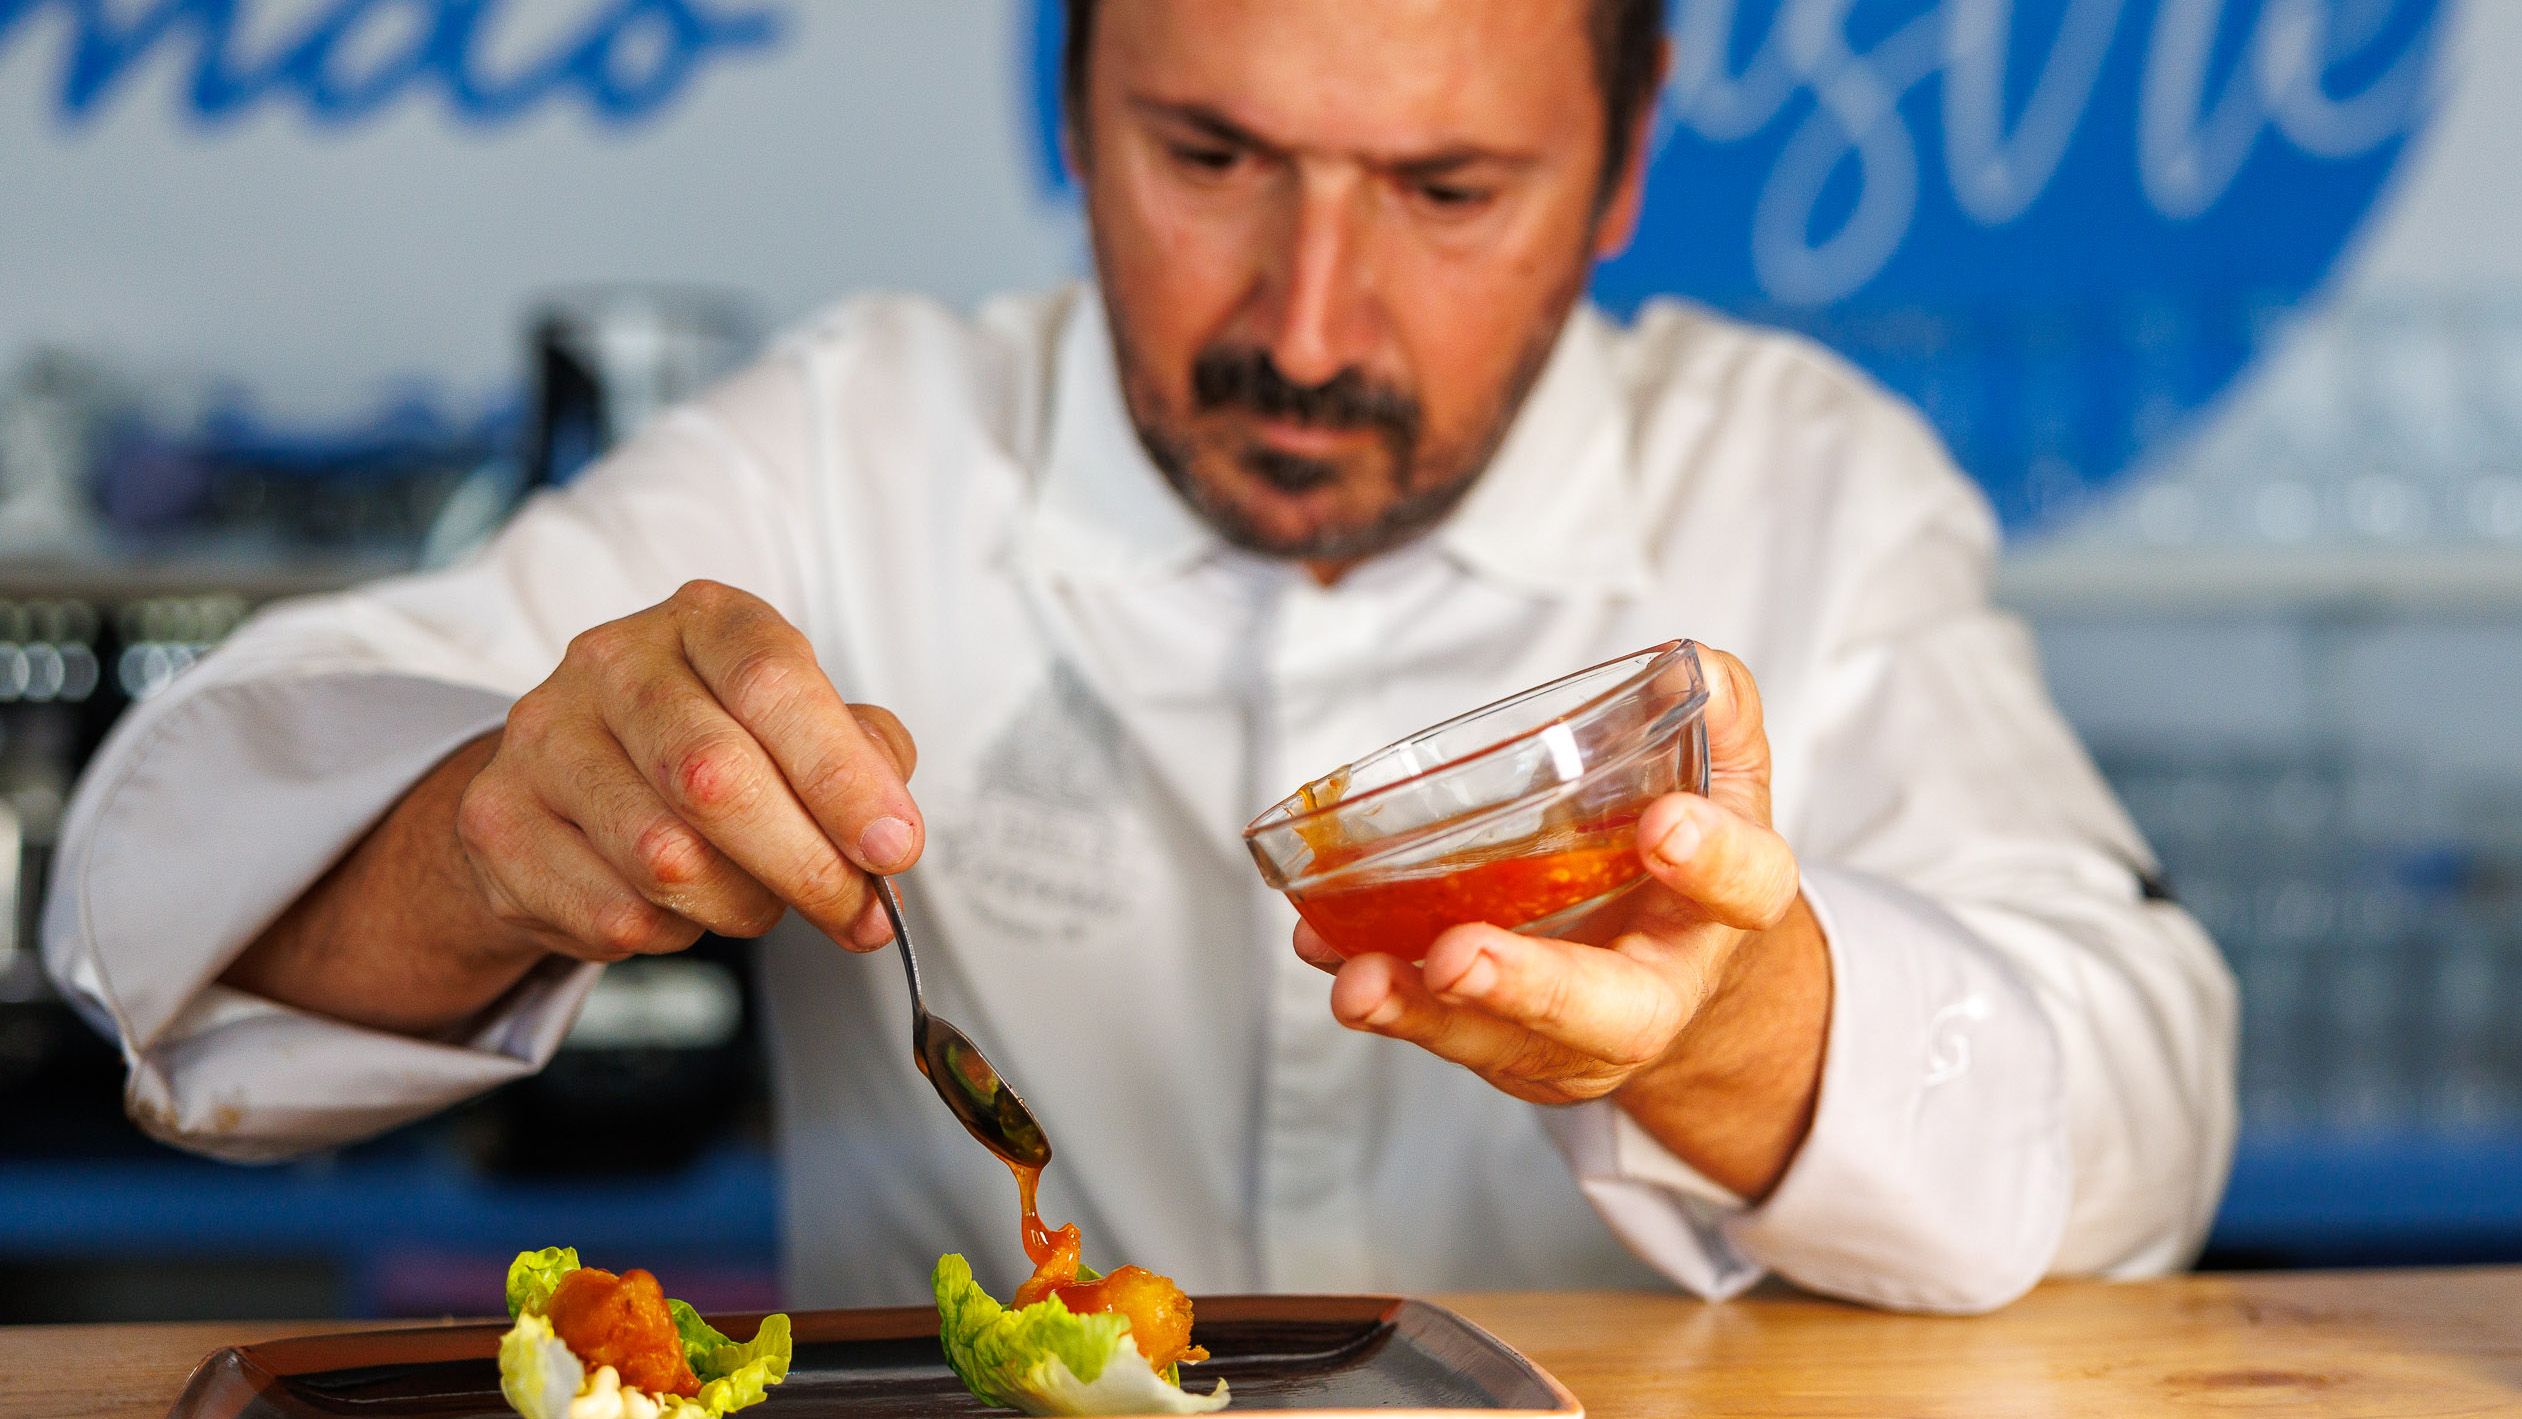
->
[1011, 1160, 1085, 1306]
[1004, 1159, 1208, 1371]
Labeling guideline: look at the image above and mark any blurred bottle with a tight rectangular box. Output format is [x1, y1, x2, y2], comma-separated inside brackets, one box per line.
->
[0, 598, 103, 1003]
[524, 287, 757, 492]
[2462, 298, 2522, 544]
[424, 288, 758, 568]
[0, 351, 112, 555]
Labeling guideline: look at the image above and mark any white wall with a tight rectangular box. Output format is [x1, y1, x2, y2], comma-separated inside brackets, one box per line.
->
[0, 2, 1081, 416]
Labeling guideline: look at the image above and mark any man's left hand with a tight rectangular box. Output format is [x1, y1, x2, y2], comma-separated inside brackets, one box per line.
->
[1293, 647, 1832, 1200]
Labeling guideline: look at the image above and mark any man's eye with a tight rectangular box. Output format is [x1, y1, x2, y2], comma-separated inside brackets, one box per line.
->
[1170, 144, 1239, 175]
[1414, 182, 1495, 213]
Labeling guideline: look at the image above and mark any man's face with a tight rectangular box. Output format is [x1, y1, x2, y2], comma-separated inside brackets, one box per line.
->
[1073, 0, 1648, 568]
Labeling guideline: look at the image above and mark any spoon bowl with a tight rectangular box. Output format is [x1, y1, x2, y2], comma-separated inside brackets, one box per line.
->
[875, 876, 1053, 1171]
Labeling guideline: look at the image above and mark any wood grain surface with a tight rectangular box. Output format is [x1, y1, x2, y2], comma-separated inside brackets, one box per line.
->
[16, 1267, 2522, 1418]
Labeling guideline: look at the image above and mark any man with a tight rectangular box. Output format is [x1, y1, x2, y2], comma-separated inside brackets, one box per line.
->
[44, 0, 2233, 1313]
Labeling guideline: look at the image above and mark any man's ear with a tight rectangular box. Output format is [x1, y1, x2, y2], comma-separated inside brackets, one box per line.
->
[1593, 37, 1670, 261]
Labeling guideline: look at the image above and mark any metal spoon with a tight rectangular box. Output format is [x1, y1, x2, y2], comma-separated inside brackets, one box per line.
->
[873, 875, 1053, 1171]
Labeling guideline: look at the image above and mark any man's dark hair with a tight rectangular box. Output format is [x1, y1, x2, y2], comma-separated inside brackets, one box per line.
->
[1059, 0, 1668, 196]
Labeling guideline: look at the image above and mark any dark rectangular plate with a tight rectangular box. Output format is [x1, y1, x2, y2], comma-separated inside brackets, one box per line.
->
[168, 1296, 1582, 1417]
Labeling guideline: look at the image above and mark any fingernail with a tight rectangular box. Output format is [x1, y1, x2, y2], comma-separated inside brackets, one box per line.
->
[1654, 812, 1702, 866]
[1438, 951, 1497, 1001]
[852, 914, 895, 950]
[1364, 993, 1403, 1028]
[859, 815, 915, 870]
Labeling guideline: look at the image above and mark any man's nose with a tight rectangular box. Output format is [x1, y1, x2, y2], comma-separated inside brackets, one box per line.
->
[1256, 171, 1382, 389]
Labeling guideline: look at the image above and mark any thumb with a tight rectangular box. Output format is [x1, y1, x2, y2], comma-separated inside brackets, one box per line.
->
[1691, 644, 1773, 828]
[849, 703, 919, 781]
[1634, 790, 1800, 932]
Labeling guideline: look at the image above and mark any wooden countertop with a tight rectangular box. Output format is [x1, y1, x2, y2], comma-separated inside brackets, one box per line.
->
[19, 1266, 2522, 1417]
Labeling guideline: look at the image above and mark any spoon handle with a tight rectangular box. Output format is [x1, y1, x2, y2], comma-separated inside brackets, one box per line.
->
[875, 875, 924, 1011]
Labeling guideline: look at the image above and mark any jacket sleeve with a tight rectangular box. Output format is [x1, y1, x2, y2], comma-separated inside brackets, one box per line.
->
[41, 352, 825, 1162]
[1550, 404, 2237, 1313]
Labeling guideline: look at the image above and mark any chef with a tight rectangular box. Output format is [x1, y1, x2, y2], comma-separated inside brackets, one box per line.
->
[44, 0, 2233, 1314]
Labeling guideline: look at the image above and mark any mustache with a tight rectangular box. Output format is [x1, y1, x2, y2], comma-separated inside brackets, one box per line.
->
[1190, 346, 1423, 443]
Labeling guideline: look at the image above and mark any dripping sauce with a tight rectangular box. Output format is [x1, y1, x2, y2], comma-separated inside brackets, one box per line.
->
[1004, 1159, 1208, 1370]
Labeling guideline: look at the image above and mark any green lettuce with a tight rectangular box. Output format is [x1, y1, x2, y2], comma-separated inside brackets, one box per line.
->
[499, 1312, 585, 1419]
[506, 1246, 582, 1319]
[668, 1301, 792, 1413]
[933, 1253, 1229, 1416]
[497, 1248, 791, 1419]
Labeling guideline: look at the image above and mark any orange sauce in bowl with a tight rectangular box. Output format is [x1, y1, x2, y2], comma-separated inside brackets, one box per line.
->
[1290, 840, 1641, 962]
[1286, 809, 1646, 962]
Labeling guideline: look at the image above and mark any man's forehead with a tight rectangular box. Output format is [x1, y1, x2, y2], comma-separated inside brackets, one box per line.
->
[1092, 0, 1600, 161]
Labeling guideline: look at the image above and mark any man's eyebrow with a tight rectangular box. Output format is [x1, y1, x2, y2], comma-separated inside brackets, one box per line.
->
[1126, 96, 1540, 175]
[1128, 98, 1285, 158]
[1387, 147, 1540, 180]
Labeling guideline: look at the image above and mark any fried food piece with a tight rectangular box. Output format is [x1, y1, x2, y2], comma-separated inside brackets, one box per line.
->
[1053, 1265, 1210, 1373]
[1012, 1223, 1208, 1372]
[545, 1265, 701, 1397]
[1007, 1160, 1208, 1374]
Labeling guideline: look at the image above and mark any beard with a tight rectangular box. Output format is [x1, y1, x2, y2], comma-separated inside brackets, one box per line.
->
[1103, 287, 1578, 565]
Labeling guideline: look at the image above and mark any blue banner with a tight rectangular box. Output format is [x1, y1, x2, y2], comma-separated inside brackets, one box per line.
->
[0, 0, 786, 129]
[1027, 0, 2448, 533]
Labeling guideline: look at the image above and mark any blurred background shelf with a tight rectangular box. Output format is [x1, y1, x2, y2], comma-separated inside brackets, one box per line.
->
[2000, 546, 2522, 619]
[2211, 1130, 2522, 1267]
[0, 1149, 771, 1260]
[9, 1117, 2522, 1315]
[0, 546, 412, 603]
[0, 1148, 776, 1260]
[0, 1144, 779, 1322]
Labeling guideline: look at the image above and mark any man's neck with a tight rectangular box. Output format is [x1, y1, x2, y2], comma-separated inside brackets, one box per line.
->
[1303, 557, 1359, 587]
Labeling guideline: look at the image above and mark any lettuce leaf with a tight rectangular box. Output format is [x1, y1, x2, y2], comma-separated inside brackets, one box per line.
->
[933, 1253, 1228, 1416]
[669, 1302, 793, 1413]
[498, 1249, 790, 1419]
[498, 1312, 585, 1419]
[506, 1247, 582, 1319]
[666, 1300, 739, 1377]
[667, 1300, 725, 1365]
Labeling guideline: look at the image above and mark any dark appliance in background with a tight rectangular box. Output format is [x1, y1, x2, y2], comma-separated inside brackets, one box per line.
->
[526, 288, 757, 493]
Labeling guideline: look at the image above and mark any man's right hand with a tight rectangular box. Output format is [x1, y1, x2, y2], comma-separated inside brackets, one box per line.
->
[222, 579, 919, 1038]
[455, 579, 923, 963]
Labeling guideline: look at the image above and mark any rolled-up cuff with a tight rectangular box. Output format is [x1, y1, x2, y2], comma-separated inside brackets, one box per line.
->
[129, 960, 601, 1162]
[1542, 865, 2071, 1312]
[1541, 1097, 1764, 1299]
[1721, 863, 2070, 1313]
[44, 667, 594, 1159]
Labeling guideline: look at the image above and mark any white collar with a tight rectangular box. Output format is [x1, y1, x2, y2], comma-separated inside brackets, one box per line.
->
[1430, 302, 1651, 599]
[1020, 288, 1223, 584]
[1022, 285, 1651, 600]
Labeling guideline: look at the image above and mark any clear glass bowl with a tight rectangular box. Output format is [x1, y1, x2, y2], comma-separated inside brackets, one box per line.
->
[1243, 641, 1712, 961]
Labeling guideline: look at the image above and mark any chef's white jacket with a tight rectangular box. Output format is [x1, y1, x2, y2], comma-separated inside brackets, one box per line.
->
[44, 285, 2235, 1314]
